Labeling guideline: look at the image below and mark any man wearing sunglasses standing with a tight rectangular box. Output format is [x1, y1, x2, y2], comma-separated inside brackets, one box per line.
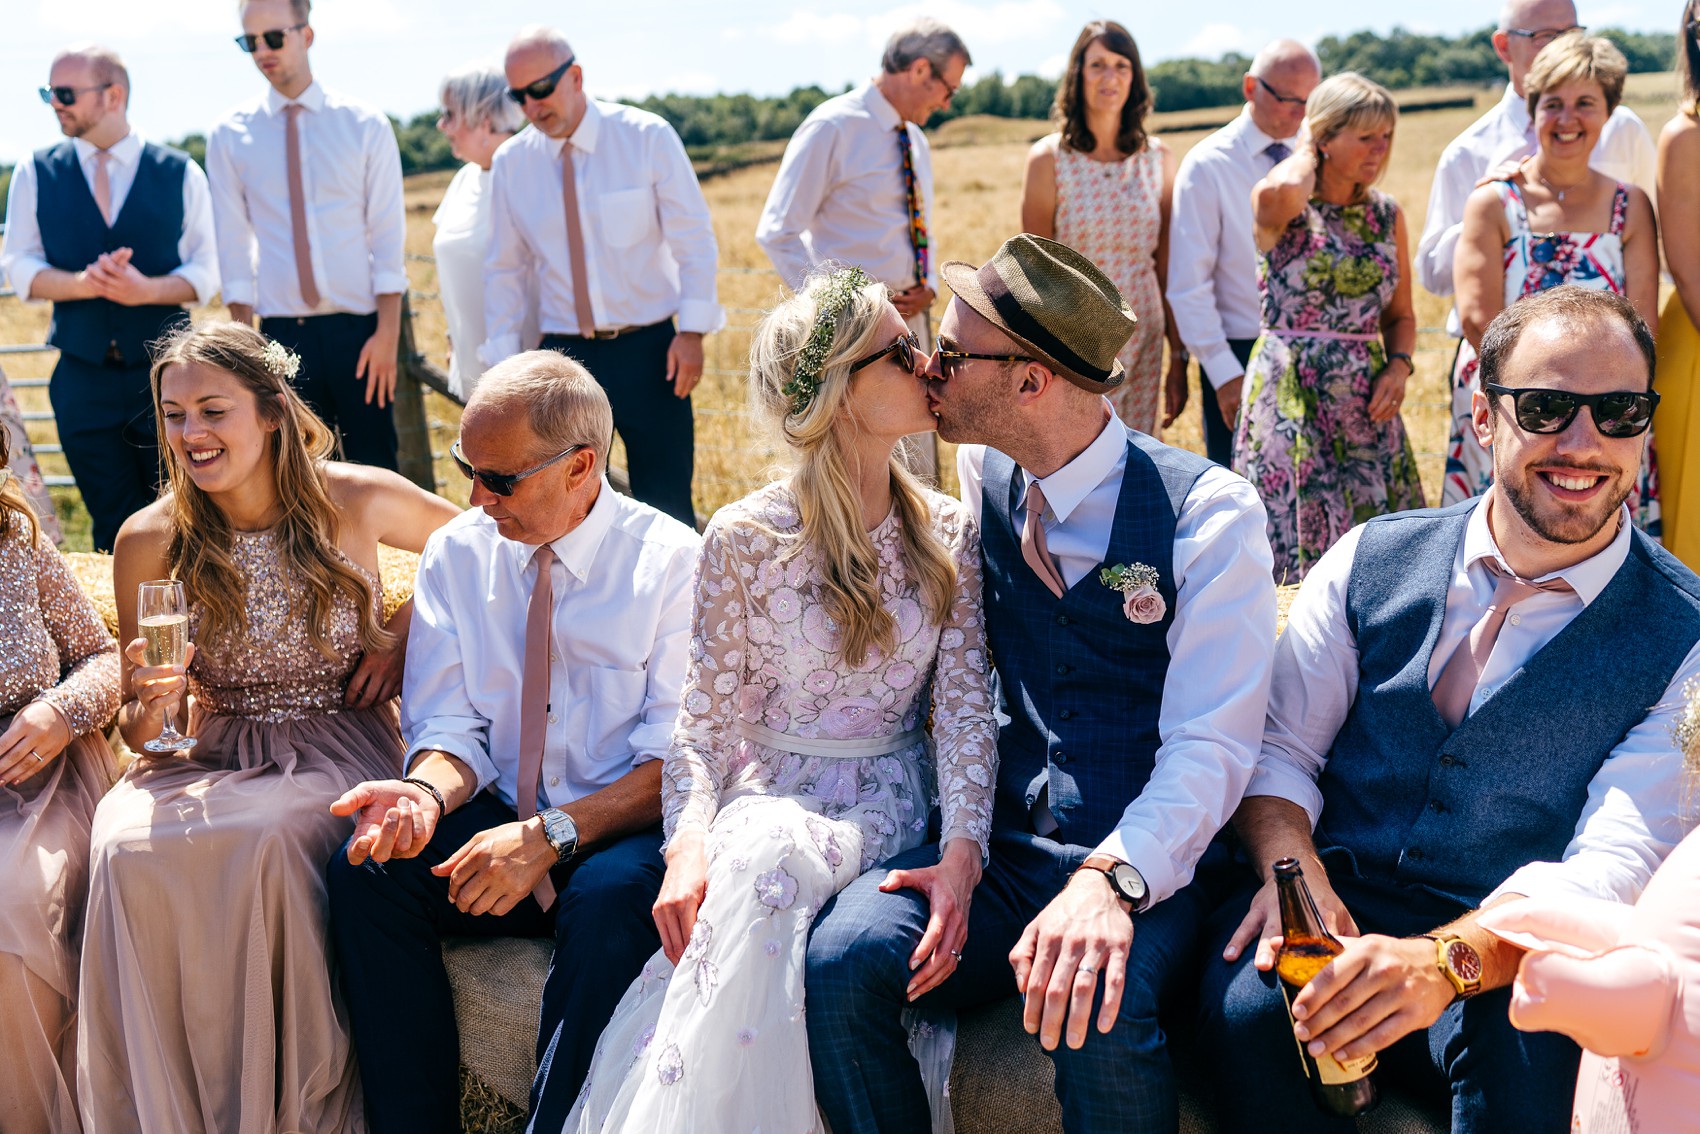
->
[482, 25, 723, 529]
[1, 44, 218, 551]
[1194, 285, 1700, 1133]
[205, 0, 407, 471]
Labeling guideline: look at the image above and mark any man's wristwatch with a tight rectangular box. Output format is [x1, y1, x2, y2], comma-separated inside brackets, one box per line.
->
[538, 808, 580, 864]
[1077, 854, 1148, 914]
[1420, 933, 1483, 1000]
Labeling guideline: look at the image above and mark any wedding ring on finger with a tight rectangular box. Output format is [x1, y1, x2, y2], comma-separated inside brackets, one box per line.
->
[949, 949, 963, 960]
[1079, 964, 1099, 975]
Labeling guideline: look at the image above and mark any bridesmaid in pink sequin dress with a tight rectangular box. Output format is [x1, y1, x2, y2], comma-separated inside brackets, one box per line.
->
[1021, 20, 1185, 435]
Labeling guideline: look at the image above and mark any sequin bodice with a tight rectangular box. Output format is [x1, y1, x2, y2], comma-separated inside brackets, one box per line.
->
[188, 529, 378, 723]
[0, 513, 119, 733]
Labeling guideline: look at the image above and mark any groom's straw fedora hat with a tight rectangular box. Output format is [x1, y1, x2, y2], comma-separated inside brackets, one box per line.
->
[940, 234, 1137, 395]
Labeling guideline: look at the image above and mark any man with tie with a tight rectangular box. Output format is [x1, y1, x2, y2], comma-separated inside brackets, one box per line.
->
[1195, 286, 1700, 1134]
[327, 350, 700, 1133]
[1166, 40, 1319, 466]
[483, 26, 723, 529]
[1, 44, 218, 550]
[206, 0, 407, 470]
[1416, 0, 1655, 341]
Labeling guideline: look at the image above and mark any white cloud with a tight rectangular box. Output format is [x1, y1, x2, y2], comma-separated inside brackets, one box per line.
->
[1036, 51, 1067, 79]
[310, 0, 410, 39]
[1182, 22, 1253, 58]
[32, 0, 226, 38]
[865, 0, 1066, 46]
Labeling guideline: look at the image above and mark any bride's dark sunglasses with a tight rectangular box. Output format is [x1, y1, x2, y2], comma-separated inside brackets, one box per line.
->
[451, 440, 586, 496]
[508, 58, 575, 106]
[234, 23, 306, 52]
[1482, 383, 1659, 438]
[849, 332, 922, 374]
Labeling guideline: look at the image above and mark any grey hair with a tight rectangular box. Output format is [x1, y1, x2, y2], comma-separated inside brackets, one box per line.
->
[440, 62, 525, 135]
[55, 43, 130, 106]
[468, 351, 614, 474]
[881, 18, 971, 75]
[1249, 38, 1320, 78]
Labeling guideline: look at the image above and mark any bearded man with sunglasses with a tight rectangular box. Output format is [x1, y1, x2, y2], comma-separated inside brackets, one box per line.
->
[1, 44, 218, 551]
[328, 350, 700, 1133]
[1194, 285, 1700, 1134]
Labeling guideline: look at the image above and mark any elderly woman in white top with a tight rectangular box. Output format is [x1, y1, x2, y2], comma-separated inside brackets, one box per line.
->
[433, 63, 533, 398]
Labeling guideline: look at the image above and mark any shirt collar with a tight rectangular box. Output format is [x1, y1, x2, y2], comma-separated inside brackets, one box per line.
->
[859, 81, 903, 131]
[1498, 81, 1532, 134]
[1461, 490, 1632, 605]
[1234, 107, 1284, 155]
[538, 477, 619, 583]
[551, 97, 603, 156]
[1020, 404, 1125, 524]
[266, 80, 325, 116]
[71, 131, 141, 166]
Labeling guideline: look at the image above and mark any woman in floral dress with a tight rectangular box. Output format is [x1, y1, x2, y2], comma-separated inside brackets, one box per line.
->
[1236, 72, 1424, 582]
[565, 268, 997, 1133]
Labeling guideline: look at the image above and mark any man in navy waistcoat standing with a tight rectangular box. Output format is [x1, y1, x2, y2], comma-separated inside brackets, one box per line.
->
[0, 44, 218, 550]
[1197, 285, 1700, 1134]
[805, 234, 1279, 1132]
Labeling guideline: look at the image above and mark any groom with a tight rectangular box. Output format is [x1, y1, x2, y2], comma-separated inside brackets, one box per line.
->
[805, 234, 1278, 1131]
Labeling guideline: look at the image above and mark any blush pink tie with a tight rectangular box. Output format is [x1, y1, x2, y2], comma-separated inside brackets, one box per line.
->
[1430, 560, 1574, 728]
[518, 544, 558, 908]
[561, 142, 597, 335]
[283, 103, 322, 309]
[91, 150, 114, 225]
[1021, 481, 1066, 599]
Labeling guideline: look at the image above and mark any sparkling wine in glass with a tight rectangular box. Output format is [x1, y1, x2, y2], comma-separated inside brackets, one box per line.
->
[138, 579, 197, 754]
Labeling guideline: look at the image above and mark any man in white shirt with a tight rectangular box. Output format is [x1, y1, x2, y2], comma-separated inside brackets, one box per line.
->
[1167, 40, 1320, 465]
[206, 0, 408, 470]
[327, 350, 700, 1133]
[807, 235, 1277, 1133]
[1416, 0, 1657, 336]
[1196, 286, 1699, 1134]
[483, 26, 723, 529]
[1, 44, 217, 550]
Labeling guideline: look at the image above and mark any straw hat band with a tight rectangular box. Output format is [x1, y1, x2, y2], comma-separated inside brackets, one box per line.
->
[977, 261, 1109, 383]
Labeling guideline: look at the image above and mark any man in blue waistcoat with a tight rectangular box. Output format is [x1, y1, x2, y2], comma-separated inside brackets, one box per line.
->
[0, 45, 218, 550]
[1196, 285, 1700, 1134]
[805, 234, 1279, 1132]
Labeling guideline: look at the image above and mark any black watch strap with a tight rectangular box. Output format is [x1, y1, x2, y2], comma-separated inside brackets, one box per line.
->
[402, 777, 446, 817]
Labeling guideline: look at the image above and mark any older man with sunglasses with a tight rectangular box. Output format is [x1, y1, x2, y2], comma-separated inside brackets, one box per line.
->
[481, 25, 723, 529]
[206, 0, 407, 470]
[328, 350, 700, 1134]
[1195, 285, 1700, 1134]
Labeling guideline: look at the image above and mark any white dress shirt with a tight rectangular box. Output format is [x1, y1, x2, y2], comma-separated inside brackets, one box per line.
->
[205, 81, 408, 317]
[1167, 108, 1298, 387]
[1416, 83, 1657, 333]
[480, 103, 724, 364]
[431, 162, 537, 398]
[400, 482, 701, 811]
[957, 411, 1278, 906]
[756, 82, 937, 294]
[1, 132, 219, 306]
[1252, 493, 1699, 908]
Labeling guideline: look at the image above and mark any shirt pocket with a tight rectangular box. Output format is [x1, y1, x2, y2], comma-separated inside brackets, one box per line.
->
[585, 663, 651, 759]
[596, 186, 658, 249]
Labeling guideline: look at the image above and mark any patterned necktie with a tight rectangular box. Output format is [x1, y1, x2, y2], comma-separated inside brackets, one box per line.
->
[895, 125, 928, 289]
[1264, 141, 1292, 165]
[518, 544, 558, 908]
[560, 141, 597, 336]
[1430, 560, 1574, 728]
[1021, 481, 1067, 599]
[283, 103, 322, 309]
[91, 150, 114, 225]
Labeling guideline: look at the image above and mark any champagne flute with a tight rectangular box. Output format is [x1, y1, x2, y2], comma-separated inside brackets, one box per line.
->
[137, 580, 198, 754]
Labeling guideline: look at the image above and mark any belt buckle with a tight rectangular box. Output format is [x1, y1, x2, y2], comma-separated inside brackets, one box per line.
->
[590, 327, 624, 340]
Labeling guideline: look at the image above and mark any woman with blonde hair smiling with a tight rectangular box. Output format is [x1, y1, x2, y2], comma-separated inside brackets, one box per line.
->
[79, 322, 458, 1131]
[565, 267, 996, 1131]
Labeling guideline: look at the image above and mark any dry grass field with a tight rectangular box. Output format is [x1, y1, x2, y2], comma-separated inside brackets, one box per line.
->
[2, 71, 1684, 548]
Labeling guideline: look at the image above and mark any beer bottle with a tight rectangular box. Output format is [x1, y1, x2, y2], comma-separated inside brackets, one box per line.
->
[1272, 856, 1378, 1116]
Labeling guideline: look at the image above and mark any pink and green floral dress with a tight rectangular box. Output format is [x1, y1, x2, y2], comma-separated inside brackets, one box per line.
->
[1233, 190, 1424, 582]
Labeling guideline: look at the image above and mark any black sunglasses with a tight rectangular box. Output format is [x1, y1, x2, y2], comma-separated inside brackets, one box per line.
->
[850, 332, 922, 374]
[451, 440, 586, 496]
[1506, 24, 1584, 48]
[1483, 383, 1658, 438]
[933, 337, 1035, 377]
[235, 23, 306, 52]
[39, 82, 112, 107]
[1255, 75, 1307, 107]
[508, 58, 575, 106]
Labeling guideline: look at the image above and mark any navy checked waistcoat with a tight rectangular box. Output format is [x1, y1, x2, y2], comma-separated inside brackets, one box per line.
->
[979, 435, 1213, 846]
[34, 139, 191, 367]
[1318, 501, 1700, 907]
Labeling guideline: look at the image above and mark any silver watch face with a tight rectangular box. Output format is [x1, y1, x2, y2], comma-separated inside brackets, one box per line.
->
[1110, 863, 1147, 906]
[541, 809, 578, 859]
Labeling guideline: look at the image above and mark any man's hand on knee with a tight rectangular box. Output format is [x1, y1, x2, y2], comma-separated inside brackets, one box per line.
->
[332, 779, 442, 864]
[432, 819, 556, 916]
[1010, 871, 1133, 1052]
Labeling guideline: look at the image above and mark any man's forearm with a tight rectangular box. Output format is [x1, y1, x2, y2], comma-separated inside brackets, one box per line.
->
[563, 760, 663, 852]
[1426, 894, 1525, 992]
[406, 750, 480, 813]
[29, 268, 98, 302]
[375, 292, 402, 335]
[1232, 795, 1323, 884]
[228, 302, 255, 326]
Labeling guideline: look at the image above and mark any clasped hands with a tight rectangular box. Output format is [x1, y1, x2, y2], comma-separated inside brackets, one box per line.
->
[77, 247, 163, 305]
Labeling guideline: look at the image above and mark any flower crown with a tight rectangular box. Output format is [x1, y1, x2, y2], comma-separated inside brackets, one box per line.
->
[261, 340, 302, 381]
[781, 266, 871, 417]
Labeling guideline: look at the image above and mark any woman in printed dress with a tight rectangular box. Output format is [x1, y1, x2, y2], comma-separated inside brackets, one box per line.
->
[565, 267, 997, 1133]
[1450, 32, 1659, 532]
[1236, 72, 1424, 582]
[1020, 20, 1186, 435]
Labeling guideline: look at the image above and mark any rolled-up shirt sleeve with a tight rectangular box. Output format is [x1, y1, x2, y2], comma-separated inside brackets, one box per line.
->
[1166, 157, 1242, 388]
[1415, 141, 1473, 299]
[756, 117, 834, 291]
[205, 125, 260, 308]
[400, 536, 501, 793]
[479, 148, 531, 366]
[651, 125, 724, 335]
[364, 117, 408, 297]
[1, 161, 51, 304]
[625, 538, 699, 767]
[172, 158, 221, 306]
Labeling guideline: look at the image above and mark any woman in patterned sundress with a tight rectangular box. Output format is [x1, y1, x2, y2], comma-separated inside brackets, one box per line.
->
[1020, 20, 1185, 434]
[1237, 72, 1424, 582]
[1450, 32, 1659, 532]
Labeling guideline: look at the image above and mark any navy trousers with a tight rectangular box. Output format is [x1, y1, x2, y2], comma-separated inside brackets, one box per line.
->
[1196, 868, 1580, 1134]
[807, 829, 1234, 1134]
[261, 313, 398, 470]
[49, 352, 160, 551]
[1204, 338, 1258, 468]
[326, 791, 664, 1134]
[540, 321, 695, 528]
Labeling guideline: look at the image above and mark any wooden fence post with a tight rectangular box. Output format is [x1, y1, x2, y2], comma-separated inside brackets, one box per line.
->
[394, 293, 441, 492]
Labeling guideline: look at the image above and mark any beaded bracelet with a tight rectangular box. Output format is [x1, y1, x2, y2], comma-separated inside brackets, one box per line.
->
[403, 777, 447, 818]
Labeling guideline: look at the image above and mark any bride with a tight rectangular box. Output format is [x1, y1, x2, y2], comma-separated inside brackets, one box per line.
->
[565, 267, 997, 1131]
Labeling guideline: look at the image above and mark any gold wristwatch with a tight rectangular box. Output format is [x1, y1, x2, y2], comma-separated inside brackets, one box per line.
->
[1420, 934, 1482, 1000]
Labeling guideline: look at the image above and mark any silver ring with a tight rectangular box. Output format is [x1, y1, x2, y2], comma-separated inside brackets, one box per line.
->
[949, 949, 963, 960]
[30, 751, 41, 763]
[1079, 964, 1098, 975]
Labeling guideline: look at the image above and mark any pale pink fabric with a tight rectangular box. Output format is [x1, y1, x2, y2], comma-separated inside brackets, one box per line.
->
[518, 543, 556, 908]
[284, 104, 322, 309]
[1021, 481, 1066, 599]
[561, 144, 596, 335]
[1431, 562, 1573, 728]
[90, 151, 112, 226]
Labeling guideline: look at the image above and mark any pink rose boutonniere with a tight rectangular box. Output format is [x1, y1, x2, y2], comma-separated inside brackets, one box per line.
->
[1099, 562, 1165, 625]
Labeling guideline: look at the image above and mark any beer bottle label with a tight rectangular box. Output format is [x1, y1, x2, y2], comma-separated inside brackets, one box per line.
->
[1316, 1049, 1378, 1085]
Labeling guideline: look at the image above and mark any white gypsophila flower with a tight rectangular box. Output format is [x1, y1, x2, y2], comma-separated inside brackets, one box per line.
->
[261, 340, 302, 380]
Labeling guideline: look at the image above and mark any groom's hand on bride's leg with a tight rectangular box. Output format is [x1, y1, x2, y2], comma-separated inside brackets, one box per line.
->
[1010, 870, 1134, 1052]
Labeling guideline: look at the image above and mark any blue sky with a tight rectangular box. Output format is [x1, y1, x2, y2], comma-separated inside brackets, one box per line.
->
[0, 0, 1678, 163]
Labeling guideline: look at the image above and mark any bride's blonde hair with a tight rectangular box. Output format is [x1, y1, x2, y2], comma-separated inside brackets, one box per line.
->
[749, 269, 956, 667]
